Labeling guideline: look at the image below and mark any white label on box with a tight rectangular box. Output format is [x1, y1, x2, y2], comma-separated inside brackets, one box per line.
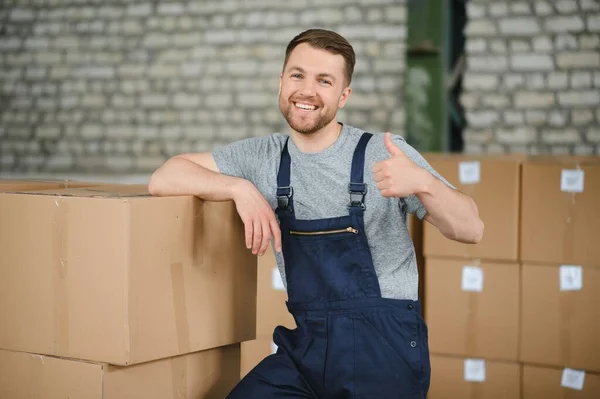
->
[464, 359, 486, 382]
[271, 268, 285, 291]
[270, 341, 278, 354]
[561, 368, 585, 390]
[459, 161, 481, 185]
[560, 265, 583, 291]
[561, 169, 584, 193]
[462, 266, 484, 292]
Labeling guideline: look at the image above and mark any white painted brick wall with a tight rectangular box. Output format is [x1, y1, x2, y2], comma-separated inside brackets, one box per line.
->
[463, 2, 600, 154]
[0, 1, 409, 173]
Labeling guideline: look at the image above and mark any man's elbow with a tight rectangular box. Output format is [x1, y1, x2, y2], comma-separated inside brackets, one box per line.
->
[445, 218, 484, 244]
[148, 162, 170, 196]
[147, 170, 162, 196]
[466, 218, 484, 244]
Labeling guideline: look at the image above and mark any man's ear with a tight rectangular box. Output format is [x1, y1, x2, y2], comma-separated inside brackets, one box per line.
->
[278, 74, 283, 96]
[338, 86, 352, 108]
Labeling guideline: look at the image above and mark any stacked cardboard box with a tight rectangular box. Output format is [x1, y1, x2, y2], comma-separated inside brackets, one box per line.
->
[519, 157, 600, 398]
[422, 155, 600, 398]
[0, 182, 257, 398]
[423, 155, 523, 398]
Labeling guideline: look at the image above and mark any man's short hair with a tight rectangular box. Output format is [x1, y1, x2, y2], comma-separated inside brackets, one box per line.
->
[283, 29, 356, 86]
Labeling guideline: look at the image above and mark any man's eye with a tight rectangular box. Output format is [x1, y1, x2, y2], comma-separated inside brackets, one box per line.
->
[291, 74, 302, 79]
[320, 79, 331, 85]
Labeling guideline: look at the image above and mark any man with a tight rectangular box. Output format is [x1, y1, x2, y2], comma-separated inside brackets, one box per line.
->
[149, 29, 483, 398]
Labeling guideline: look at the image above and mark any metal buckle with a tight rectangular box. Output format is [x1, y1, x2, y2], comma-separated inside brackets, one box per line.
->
[277, 186, 293, 209]
[348, 183, 367, 210]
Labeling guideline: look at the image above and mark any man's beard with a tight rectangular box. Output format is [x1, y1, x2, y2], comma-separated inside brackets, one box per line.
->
[279, 98, 336, 135]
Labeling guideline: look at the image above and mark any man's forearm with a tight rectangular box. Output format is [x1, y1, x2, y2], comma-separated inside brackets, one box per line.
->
[417, 173, 484, 244]
[148, 157, 246, 201]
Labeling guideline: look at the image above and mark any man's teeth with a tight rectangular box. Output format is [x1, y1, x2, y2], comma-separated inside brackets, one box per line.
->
[295, 103, 317, 110]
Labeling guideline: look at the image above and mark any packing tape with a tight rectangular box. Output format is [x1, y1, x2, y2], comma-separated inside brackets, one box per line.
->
[52, 196, 70, 354]
[469, 380, 484, 399]
[192, 199, 205, 267]
[466, 291, 478, 356]
[170, 262, 191, 354]
[170, 354, 188, 399]
[562, 192, 577, 263]
[559, 288, 575, 366]
[465, 259, 481, 357]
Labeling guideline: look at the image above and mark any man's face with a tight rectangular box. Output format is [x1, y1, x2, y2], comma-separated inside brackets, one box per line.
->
[279, 43, 352, 135]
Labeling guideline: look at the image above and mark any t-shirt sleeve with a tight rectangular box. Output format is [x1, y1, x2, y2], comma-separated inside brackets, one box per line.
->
[211, 137, 269, 184]
[392, 135, 456, 220]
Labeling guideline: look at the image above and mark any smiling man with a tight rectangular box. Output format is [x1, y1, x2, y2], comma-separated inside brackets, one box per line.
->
[149, 29, 483, 398]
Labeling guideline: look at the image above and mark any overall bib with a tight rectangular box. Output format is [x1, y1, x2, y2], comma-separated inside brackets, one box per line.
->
[228, 133, 431, 398]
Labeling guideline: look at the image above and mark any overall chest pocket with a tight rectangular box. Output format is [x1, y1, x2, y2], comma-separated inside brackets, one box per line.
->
[283, 227, 377, 303]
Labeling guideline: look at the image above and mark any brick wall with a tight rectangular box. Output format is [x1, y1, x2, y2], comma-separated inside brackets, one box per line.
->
[462, 0, 600, 154]
[0, 0, 407, 175]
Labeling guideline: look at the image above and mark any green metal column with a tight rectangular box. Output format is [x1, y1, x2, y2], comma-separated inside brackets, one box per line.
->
[405, 0, 466, 153]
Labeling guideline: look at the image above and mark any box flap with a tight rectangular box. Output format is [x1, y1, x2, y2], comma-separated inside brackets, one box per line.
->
[1, 186, 152, 198]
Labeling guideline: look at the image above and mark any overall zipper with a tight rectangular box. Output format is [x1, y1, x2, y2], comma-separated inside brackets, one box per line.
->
[289, 227, 359, 235]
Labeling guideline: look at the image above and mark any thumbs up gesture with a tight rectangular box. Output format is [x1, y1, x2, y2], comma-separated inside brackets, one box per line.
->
[372, 132, 430, 198]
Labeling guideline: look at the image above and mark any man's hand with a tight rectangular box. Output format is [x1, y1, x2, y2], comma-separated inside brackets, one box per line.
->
[232, 180, 282, 256]
[372, 132, 433, 198]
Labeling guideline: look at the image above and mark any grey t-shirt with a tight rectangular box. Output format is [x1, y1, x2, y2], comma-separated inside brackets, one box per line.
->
[212, 123, 453, 300]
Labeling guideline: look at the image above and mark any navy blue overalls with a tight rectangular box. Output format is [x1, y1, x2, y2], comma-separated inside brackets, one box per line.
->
[228, 133, 431, 398]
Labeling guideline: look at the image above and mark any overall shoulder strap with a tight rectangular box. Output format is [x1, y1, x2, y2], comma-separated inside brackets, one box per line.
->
[276, 137, 293, 214]
[348, 132, 373, 213]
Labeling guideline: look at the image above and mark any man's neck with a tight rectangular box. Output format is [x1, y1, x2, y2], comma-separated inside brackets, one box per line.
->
[290, 121, 343, 154]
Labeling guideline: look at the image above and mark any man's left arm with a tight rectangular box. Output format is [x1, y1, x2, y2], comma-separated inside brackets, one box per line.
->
[373, 132, 484, 244]
[417, 176, 484, 244]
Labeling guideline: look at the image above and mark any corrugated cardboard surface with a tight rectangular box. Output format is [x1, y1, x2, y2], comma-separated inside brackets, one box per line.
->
[0, 345, 240, 399]
[0, 187, 257, 365]
[256, 245, 296, 338]
[425, 258, 520, 361]
[523, 365, 600, 398]
[521, 263, 600, 372]
[240, 338, 276, 379]
[422, 155, 521, 261]
[428, 355, 521, 399]
[521, 159, 600, 266]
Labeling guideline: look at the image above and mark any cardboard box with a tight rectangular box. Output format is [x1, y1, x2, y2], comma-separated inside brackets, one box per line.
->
[0, 344, 241, 399]
[256, 247, 296, 338]
[521, 157, 600, 266]
[428, 355, 521, 398]
[240, 338, 277, 379]
[521, 263, 600, 372]
[425, 258, 520, 361]
[0, 186, 257, 365]
[423, 155, 522, 261]
[523, 364, 600, 398]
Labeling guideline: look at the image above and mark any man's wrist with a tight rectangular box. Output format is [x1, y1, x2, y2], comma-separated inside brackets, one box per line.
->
[228, 177, 250, 201]
[416, 169, 436, 196]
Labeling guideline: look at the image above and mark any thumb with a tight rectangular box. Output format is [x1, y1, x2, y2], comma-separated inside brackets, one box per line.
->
[384, 132, 402, 156]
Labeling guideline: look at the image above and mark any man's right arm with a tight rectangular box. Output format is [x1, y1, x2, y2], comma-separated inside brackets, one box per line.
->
[148, 152, 282, 256]
[148, 152, 245, 201]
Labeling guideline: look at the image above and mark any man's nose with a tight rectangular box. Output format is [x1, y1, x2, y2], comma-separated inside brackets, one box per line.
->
[298, 80, 317, 97]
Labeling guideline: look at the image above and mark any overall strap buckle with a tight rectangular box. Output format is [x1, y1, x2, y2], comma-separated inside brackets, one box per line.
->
[348, 182, 367, 210]
[277, 186, 293, 210]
